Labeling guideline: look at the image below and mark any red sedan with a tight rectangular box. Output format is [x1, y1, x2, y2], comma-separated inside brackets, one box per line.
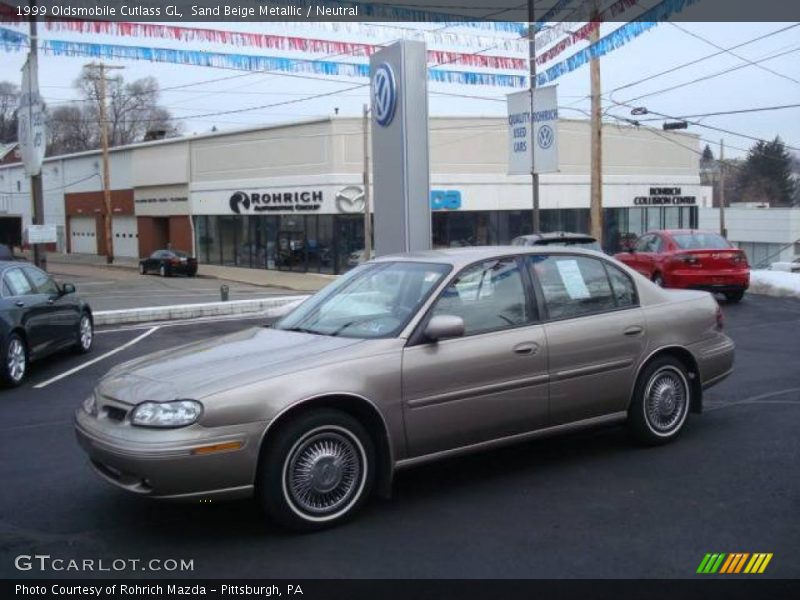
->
[615, 229, 750, 302]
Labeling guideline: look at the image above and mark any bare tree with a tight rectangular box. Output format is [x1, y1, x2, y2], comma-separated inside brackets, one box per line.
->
[46, 68, 181, 155]
[0, 81, 19, 144]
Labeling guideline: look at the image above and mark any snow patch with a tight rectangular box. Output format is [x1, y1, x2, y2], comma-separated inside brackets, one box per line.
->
[749, 270, 800, 299]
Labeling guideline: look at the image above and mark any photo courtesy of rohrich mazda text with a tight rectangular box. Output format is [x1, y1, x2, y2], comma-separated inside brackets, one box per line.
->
[1, 1, 798, 599]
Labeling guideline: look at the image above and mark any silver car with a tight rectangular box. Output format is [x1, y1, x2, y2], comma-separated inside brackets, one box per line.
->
[75, 247, 734, 530]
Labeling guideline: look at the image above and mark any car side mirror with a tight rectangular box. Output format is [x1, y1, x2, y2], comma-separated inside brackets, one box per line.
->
[60, 282, 76, 295]
[424, 315, 465, 342]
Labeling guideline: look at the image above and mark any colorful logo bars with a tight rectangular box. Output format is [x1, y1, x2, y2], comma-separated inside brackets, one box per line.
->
[697, 553, 773, 574]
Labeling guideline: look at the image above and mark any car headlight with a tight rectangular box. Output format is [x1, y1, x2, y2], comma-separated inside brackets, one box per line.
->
[82, 394, 97, 416]
[130, 400, 203, 428]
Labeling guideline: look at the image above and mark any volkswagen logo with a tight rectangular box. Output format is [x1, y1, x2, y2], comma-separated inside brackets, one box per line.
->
[335, 186, 366, 214]
[537, 124, 554, 150]
[372, 63, 397, 128]
[229, 191, 250, 214]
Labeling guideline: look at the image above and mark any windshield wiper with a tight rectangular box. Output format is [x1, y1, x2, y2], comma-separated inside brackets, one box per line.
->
[283, 326, 321, 335]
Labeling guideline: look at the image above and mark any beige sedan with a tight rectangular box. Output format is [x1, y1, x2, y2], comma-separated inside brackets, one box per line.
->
[75, 247, 734, 530]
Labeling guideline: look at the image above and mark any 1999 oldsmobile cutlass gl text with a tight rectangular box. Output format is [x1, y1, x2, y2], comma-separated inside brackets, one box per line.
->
[15, 4, 359, 18]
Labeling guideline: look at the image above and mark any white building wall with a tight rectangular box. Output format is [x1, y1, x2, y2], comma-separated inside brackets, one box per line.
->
[699, 207, 800, 264]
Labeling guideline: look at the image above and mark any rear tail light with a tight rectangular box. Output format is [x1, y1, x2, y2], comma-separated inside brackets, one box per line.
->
[170, 258, 180, 265]
[715, 303, 724, 331]
[732, 251, 748, 266]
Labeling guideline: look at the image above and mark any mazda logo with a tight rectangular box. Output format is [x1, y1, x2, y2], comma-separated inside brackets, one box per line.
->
[335, 186, 366, 214]
[229, 191, 250, 214]
[372, 63, 397, 128]
[537, 124, 554, 150]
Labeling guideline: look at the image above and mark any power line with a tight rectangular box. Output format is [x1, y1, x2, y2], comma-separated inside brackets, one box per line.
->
[636, 103, 800, 121]
[668, 22, 800, 87]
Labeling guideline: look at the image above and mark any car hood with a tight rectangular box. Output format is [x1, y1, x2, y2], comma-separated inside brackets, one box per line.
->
[98, 327, 364, 403]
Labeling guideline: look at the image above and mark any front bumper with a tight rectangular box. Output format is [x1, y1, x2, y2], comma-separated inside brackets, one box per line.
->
[74, 409, 267, 500]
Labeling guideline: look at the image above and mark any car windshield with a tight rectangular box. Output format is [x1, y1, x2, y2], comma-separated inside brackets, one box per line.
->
[672, 233, 732, 250]
[275, 261, 451, 339]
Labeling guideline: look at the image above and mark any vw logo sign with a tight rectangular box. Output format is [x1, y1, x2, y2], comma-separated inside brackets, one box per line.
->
[372, 63, 397, 128]
[537, 124, 554, 150]
[335, 185, 366, 214]
[229, 191, 250, 214]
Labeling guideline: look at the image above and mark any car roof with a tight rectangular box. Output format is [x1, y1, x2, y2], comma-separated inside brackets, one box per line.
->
[373, 245, 609, 268]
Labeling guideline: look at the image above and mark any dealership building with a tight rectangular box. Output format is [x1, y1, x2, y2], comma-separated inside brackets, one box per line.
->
[0, 116, 711, 274]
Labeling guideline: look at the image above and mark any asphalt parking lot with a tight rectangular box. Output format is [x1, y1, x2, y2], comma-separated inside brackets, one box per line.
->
[1, 294, 798, 579]
[48, 263, 288, 311]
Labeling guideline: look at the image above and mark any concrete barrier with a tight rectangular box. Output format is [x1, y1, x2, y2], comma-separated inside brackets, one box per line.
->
[94, 295, 309, 326]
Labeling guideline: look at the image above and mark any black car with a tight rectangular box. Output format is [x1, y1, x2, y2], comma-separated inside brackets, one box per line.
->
[1, 262, 93, 387]
[139, 249, 198, 277]
[510, 232, 602, 251]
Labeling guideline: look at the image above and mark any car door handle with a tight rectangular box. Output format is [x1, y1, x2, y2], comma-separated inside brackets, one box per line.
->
[15, 301, 25, 308]
[47, 298, 55, 305]
[513, 342, 540, 355]
[624, 326, 644, 336]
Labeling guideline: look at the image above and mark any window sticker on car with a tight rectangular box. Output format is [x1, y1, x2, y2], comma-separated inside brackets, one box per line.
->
[555, 259, 591, 300]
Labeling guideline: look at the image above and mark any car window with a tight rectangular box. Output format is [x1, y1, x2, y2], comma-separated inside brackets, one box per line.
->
[634, 235, 652, 252]
[151, 251, 166, 259]
[528, 255, 617, 320]
[3, 268, 34, 296]
[651, 235, 663, 253]
[2, 278, 12, 296]
[23, 267, 59, 296]
[672, 232, 732, 249]
[430, 257, 531, 335]
[605, 263, 638, 308]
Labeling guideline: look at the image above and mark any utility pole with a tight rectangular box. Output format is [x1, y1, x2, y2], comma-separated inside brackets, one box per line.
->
[27, 4, 45, 270]
[528, 0, 540, 233]
[719, 139, 726, 238]
[85, 62, 123, 264]
[589, 0, 603, 245]
[362, 104, 372, 260]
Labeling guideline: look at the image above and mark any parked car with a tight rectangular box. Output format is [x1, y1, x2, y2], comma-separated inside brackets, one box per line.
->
[614, 230, 750, 303]
[139, 249, 197, 277]
[1, 262, 93, 386]
[76, 247, 733, 530]
[0, 244, 25, 261]
[511, 232, 602, 251]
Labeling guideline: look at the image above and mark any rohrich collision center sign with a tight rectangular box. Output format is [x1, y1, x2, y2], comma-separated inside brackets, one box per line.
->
[507, 85, 559, 176]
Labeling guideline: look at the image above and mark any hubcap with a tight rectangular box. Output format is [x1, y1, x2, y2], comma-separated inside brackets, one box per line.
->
[644, 367, 688, 434]
[284, 428, 364, 518]
[80, 316, 93, 349]
[7, 339, 25, 382]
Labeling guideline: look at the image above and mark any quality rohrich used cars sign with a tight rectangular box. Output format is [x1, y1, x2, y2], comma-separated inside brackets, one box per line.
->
[507, 85, 559, 176]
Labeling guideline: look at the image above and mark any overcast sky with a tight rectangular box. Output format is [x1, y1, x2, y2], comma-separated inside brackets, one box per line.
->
[1, 20, 798, 159]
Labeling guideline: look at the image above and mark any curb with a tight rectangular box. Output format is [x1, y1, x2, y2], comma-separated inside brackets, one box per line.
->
[93, 295, 309, 326]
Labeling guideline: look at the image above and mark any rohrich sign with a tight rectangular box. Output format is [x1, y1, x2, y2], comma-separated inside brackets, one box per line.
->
[634, 187, 697, 206]
[229, 190, 324, 214]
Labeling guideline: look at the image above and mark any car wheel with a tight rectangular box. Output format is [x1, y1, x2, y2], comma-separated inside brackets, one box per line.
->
[725, 290, 744, 303]
[652, 273, 665, 287]
[628, 356, 691, 446]
[159, 264, 168, 277]
[74, 312, 93, 354]
[2, 333, 27, 387]
[139, 263, 146, 275]
[257, 409, 375, 531]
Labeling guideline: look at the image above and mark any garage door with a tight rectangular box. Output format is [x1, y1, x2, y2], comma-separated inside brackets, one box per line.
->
[70, 217, 97, 254]
[112, 216, 139, 258]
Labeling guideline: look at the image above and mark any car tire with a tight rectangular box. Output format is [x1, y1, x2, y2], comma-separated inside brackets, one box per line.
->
[652, 273, 665, 287]
[74, 312, 93, 354]
[628, 356, 691, 446]
[2, 333, 27, 387]
[725, 290, 744, 303]
[139, 263, 146, 275]
[159, 264, 168, 277]
[257, 409, 375, 531]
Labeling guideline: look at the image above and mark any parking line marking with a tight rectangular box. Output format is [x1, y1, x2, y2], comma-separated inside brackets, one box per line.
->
[33, 327, 160, 389]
